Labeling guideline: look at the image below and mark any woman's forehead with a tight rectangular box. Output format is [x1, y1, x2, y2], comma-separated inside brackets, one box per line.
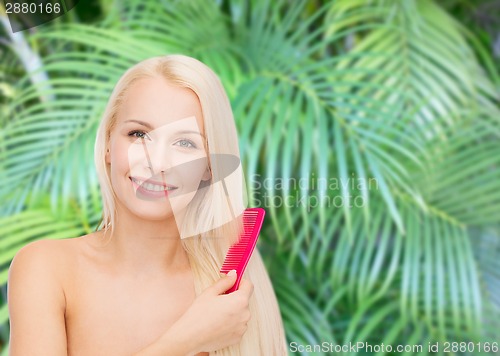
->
[116, 76, 205, 133]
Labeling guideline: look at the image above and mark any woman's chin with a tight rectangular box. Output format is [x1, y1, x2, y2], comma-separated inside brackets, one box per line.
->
[114, 191, 191, 224]
[130, 209, 176, 222]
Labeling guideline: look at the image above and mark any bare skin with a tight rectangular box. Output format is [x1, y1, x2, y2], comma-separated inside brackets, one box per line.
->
[8, 77, 253, 355]
[8, 230, 252, 355]
[64, 230, 208, 355]
[18, 230, 180, 354]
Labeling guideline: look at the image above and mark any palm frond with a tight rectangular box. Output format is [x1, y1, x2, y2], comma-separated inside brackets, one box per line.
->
[0, 0, 499, 352]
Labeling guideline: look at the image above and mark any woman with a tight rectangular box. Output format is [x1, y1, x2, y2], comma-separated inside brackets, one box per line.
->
[8, 55, 287, 355]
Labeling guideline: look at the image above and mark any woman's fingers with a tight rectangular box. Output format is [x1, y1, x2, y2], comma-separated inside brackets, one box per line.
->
[208, 269, 237, 295]
[236, 278, 254, 299]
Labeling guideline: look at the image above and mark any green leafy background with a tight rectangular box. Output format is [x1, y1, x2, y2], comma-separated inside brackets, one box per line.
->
[1, 0, 499, 354]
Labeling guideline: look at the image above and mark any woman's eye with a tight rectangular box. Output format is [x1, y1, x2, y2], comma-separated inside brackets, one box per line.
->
[128, 130, 149, 140]
[175, 139, 196, 149]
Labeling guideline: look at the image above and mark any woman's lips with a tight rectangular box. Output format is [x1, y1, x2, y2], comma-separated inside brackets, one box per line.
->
[129, 176, 178, 199]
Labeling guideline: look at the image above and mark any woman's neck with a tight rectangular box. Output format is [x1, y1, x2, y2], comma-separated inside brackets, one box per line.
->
[99, 204, 191, 278]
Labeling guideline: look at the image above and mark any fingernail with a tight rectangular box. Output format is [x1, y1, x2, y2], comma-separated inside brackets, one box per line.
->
[227, 269, 237, 277]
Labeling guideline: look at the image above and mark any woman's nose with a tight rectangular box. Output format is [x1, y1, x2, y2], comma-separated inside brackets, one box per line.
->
[151, 145, 172, 174]
[142, 139, 173, 174]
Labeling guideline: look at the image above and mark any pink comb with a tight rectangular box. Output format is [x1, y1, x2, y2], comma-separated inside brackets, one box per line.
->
[220, 208, 265, 294]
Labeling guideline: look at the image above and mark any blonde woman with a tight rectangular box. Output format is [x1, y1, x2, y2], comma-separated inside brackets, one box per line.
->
[8, 55, 287, 355]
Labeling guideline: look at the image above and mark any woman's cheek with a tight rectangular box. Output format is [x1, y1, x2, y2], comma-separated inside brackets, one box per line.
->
[108, 139, 135, 181]
[174, 155, 208, 186]
[127, 142, 147, 172]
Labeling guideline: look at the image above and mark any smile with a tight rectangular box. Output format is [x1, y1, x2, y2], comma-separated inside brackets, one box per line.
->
[130, 177, 178, 192]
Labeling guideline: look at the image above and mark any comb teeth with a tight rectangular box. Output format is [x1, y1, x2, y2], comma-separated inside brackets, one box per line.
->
[220, 210, 260, 271]
[220, 208, 265, 293]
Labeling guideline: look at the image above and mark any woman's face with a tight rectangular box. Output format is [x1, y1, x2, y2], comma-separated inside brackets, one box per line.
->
[105, 76, 210, 225]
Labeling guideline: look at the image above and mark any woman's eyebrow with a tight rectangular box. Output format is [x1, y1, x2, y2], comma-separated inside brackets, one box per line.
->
[177, 130, 206, 138]
[124, 120, 206, 138]
[124, 119, 154, 129]
[124, 121, 204, 136]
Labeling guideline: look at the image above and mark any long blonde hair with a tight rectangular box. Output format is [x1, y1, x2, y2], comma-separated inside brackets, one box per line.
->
[94, 54, 287, 355]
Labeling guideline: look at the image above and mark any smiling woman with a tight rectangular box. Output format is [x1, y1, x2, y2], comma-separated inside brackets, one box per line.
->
[105, 78, 212, 224]
[7, 55, 287, 355]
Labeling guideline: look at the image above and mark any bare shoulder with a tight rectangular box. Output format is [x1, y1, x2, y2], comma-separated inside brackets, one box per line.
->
[11, 231, 102, 268]
[13, 237, 73, 260]
[7, 233, 100, 355]
[8, 234, 103, 307]
[8, 238, 74, 354]
[8, 235, 91, 303]
[10, 237, 82, 280]
[10, 229, 112, 284]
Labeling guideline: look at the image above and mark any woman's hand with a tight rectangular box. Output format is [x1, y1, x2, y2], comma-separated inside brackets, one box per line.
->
[164, 270, 254, 355]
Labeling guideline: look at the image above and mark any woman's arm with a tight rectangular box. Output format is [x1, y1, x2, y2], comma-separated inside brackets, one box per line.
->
[8, 241, 253, 356]
[133, 271, 253, 356]
[8, 240, 68, 355]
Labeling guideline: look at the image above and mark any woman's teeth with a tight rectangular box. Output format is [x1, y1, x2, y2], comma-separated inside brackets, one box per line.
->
[132, 178, 176, 192]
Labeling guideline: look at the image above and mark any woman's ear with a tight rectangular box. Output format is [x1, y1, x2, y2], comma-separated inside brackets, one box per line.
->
[105, 149, 110, 164]
[202, 166, 212, 181]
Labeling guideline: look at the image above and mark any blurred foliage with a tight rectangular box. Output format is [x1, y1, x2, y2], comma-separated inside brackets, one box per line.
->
[1, 0, 499, 354]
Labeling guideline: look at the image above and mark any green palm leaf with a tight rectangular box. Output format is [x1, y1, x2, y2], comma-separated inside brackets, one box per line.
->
[1, 0, 499, 354]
